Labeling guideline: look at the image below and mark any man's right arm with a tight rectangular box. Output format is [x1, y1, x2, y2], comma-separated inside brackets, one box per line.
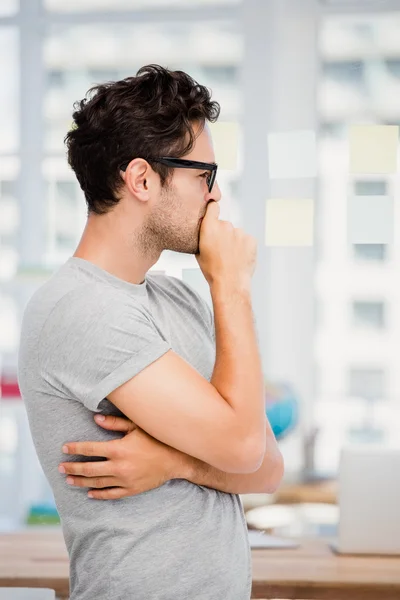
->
[107, 281, 268, 475]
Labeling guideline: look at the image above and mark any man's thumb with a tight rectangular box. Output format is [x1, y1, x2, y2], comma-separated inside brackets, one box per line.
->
[94, 414, 136, 433]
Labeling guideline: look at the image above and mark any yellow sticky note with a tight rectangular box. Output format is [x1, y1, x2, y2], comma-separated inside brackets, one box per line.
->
[265, 198, 314, 246]
[349, 125, 399, 174]
[209, 122, 239, 170]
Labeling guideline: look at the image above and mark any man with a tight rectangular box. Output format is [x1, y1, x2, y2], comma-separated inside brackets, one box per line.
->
[18, 64, 283, 600]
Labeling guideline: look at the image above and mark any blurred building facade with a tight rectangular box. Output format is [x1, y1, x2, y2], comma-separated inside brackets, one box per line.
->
[315, 12, 400, 471]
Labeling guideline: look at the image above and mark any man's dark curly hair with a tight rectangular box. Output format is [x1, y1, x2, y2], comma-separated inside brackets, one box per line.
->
[64, 64, 221, 215]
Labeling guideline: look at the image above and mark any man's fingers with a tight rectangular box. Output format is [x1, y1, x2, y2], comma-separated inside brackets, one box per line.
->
[94, 414, 136, 433]
[65, 475, 115, 489]
[62, 439, 118, 457]
[204, 200, 220, 221]
[88, 487, 129, 500]
[59, 460, 113, 478]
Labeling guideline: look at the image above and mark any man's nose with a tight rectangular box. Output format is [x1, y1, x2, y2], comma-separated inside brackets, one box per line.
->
[209, 180, 222, 203]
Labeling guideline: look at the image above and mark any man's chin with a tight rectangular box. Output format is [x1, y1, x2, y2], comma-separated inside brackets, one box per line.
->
[185, 243, 200, 256]
[168, 241, 199, 255]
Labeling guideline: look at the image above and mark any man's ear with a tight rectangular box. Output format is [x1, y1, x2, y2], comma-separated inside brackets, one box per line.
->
[122, 158, 151, 200]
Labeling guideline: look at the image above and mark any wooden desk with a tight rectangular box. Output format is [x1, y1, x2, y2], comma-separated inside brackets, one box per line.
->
[273, 479, 338, 505]
[1, 530, 400, 600]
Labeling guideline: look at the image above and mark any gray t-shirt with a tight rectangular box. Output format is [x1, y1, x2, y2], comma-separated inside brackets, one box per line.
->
[17, 257, 252, 600]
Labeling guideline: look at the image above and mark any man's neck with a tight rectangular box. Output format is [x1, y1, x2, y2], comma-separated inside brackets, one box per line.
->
[73, 241, 160, 287]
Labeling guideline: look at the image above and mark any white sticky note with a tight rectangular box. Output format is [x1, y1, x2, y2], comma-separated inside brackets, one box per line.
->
[267, 130, 317, 179]
[210, 121, 239, 170]
[265, 198, 314, 246]
[348, 195, 393, 244]
[349, 125, 399, 174]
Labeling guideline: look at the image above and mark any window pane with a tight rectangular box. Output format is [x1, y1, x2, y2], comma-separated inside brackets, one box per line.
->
[0, 29, 19, 153]
[354, 180, 387, 196]
[44, 21, 242, 153]
[353, 243, 386, 261]
[352, 301, 385, 329]
[0, 0, 18, 17]
[45, 0, 239, 12]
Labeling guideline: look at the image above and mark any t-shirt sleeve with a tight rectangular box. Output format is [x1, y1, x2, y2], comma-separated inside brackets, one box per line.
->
[39, 285, 171, 412]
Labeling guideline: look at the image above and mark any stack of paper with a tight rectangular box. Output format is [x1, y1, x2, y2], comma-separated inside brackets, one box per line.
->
[248, 529, 300, 549]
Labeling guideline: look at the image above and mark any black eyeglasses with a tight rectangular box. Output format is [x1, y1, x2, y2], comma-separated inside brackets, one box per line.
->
[120, 157, 218, 193]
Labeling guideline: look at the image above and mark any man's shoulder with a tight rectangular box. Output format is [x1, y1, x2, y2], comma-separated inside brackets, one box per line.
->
[150, 273, 214, 333]
[154, 273, 206, 302]
[27, 273, 148, 343]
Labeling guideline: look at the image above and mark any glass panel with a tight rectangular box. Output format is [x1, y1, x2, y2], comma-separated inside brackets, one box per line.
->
[0, 29, 19, 153]
[44, 21, 241, 153]
[0, 0, 18, 17]
[45, 0, 240, 12]
[353, 243, 386, 261]
[352, 301, 385, 329]
[354, 180, 387, 196]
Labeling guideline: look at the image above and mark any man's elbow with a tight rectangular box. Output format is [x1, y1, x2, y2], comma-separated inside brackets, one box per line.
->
[234, 434, 268, 474]
[263, 450, 285, 493]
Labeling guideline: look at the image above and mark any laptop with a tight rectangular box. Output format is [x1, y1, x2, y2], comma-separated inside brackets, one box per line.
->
[331, 444, 400, 555]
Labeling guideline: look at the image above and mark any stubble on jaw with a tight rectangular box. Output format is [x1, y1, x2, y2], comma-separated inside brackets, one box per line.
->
[137, 186, 202, 256]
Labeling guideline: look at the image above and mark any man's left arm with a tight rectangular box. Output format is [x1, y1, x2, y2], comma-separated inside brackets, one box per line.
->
[59, 417, 284, 500]
[182, 431, 284, 494]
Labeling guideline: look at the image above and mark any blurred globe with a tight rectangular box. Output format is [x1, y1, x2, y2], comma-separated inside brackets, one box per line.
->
[265, 381, 299, 440]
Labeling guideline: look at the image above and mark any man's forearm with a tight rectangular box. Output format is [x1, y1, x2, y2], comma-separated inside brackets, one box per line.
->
[210, 281, 266, 450]
[185, 456, 265, 494]
[176, 436, 284, 495]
